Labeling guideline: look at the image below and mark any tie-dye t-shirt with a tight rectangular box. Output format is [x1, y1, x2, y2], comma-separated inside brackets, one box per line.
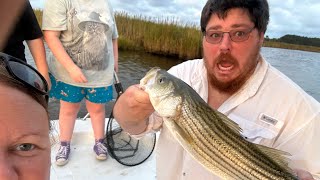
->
[42, 0, 118, 87]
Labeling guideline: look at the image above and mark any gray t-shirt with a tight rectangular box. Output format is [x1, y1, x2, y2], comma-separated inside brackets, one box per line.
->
[42, 0, 118, 87]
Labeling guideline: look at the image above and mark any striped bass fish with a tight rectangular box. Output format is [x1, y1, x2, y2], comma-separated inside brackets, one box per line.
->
[140, 67, 298, 180]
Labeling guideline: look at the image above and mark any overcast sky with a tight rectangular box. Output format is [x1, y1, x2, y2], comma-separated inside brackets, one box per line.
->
[30, 0, 319, 38]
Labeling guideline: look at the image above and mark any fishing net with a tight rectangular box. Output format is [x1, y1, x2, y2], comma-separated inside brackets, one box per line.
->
[104, 73, 156, 166]
[105, 115, 156, 166]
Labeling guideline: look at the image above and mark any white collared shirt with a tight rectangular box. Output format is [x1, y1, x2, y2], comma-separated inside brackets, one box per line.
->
[139, 57, 320, 180]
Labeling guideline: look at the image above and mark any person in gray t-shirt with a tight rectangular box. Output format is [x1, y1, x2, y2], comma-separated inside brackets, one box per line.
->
[42, 0, 119, 166]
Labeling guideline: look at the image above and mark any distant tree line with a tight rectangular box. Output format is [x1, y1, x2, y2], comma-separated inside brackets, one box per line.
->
[265, 35, 320, 47]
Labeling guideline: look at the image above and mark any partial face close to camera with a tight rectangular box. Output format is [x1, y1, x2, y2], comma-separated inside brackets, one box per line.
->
[0, 84, 50, 180]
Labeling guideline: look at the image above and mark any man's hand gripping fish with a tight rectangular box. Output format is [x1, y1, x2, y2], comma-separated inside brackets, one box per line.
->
[140, 67, 299, 180]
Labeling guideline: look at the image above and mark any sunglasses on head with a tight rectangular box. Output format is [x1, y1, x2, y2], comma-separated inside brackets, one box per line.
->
[0, 52, 49, 102]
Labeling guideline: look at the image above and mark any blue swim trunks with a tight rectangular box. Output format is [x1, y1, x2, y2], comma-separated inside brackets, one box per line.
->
[49, 74, 113, 103]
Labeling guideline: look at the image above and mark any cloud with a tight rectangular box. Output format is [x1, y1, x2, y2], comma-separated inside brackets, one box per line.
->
[267, 0, 320, 38]
[30, 0, 319, 38]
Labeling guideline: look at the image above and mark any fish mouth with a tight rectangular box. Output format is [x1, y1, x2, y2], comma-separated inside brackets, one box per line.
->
[140, 67, 161, 90]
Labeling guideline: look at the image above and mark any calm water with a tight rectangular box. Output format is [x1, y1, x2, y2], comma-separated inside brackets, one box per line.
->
[26, 47, 320, 119]
[261, 47, 320, 100]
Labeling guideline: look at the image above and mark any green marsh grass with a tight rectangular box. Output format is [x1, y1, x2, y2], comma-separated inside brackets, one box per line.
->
[116, 12, 202, 59]
[34, 9, 43, 27]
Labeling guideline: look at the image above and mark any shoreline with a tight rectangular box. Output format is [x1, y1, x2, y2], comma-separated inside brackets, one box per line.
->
[263, 41, 320, 54]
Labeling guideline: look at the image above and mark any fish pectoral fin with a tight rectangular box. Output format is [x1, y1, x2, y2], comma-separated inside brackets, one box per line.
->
[255, 144, 294, 173]
[175, 104, 183, 118]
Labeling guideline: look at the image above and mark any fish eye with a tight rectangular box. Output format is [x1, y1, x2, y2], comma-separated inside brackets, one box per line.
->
[158, 77, 166, 83]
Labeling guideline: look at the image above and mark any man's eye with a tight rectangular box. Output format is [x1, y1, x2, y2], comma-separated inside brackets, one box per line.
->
[234, 31, 246, 37]
[209, 32, 222, 38]
[16, 143, 35, 151]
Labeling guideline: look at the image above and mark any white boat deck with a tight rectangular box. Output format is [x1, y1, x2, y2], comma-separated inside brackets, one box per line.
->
[50, 119, 157, 180]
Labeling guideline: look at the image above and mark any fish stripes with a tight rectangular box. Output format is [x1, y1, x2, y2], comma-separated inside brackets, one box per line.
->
[180, 98, 279, 179]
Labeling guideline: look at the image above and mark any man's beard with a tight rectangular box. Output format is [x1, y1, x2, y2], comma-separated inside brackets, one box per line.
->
[205, 49, 260, 94]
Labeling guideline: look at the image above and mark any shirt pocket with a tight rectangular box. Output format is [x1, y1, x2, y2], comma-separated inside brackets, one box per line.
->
[228, 113, 284, 144]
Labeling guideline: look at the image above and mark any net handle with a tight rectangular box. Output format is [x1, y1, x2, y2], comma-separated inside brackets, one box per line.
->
[105, 71, 156, 166]
[105, 71, 123, 158]
[113, 71, 123, 97]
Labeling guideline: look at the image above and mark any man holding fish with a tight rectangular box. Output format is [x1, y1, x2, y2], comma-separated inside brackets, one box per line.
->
[113, 0, 319, 179]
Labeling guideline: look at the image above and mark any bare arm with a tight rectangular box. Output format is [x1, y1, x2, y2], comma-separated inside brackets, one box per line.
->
[26, 38, 51, 89]
[113, 85, 154, 135]
[43, 30, 87, 83]
[112, 38, 118, 72]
